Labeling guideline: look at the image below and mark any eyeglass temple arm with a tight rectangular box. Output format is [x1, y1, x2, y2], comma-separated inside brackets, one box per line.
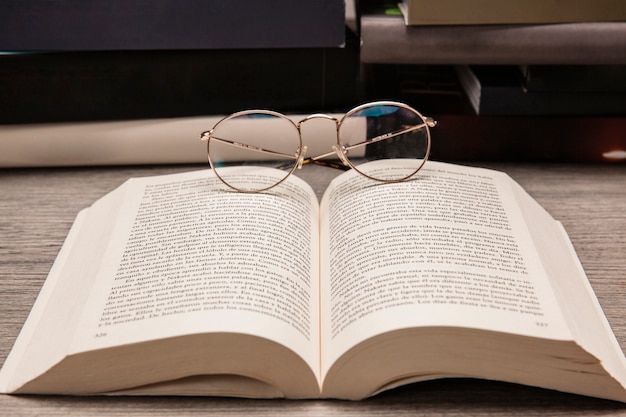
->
[200, 132, 301, 160]
[308, 118, 436, 163]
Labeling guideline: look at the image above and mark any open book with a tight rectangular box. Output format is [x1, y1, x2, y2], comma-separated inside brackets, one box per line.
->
[1, 160, 625, 401]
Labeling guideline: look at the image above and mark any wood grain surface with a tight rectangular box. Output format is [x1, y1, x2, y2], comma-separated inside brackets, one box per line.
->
[1, 162, 625, 416]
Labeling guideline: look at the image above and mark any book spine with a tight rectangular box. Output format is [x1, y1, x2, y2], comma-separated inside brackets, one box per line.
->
[360, 14, 626, 65]
[400, 0, 626, 25]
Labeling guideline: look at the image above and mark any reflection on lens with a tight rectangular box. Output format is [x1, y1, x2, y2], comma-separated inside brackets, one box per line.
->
[337, 102, 431, 182]
[207, 111, 302, 192]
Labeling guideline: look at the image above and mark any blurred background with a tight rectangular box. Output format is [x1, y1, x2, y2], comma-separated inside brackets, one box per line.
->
[1, 0, 626, 165]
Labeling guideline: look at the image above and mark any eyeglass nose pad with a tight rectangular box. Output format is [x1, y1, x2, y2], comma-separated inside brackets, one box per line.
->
[332, 145, 350, 167]
[296, 146, 308, 170]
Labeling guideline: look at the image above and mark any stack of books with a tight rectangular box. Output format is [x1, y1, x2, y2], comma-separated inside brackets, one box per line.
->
[394, 0, 626, 118]
[0, 0, 356, 124]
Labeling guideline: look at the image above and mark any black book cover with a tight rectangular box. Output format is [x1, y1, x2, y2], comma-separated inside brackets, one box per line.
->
[0, 31, 359, 124]
[457, 66, 626, 116]
[0, 0, 345, 50]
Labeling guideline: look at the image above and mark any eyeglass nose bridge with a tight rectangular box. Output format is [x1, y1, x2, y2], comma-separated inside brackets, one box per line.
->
[297, 113, 340, 127]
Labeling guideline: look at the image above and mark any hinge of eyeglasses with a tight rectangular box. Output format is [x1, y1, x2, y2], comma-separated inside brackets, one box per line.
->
[199, 130, 211, 141]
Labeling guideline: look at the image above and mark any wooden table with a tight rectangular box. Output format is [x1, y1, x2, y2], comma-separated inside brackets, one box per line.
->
[1, 162, 625, 416]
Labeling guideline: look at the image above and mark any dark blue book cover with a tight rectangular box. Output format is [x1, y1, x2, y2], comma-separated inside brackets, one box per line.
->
[0, 0, 345, 50]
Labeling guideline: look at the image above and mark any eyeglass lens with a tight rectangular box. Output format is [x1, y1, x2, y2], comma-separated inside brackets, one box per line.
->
[208, 111, 302, 192]
[338, 103, 430, 182]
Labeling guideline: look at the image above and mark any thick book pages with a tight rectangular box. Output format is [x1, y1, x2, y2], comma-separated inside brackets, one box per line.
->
[1, 161, 625, 401]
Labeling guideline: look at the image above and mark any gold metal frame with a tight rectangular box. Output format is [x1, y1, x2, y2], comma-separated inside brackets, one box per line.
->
[200, 101, 436, 192]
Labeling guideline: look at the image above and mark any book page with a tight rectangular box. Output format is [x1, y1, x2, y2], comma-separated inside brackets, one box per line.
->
[70, 168, 320, 378]
[510, 181, 626, 386]
[319, 160, 572, 375]
[0, 185, 132, 393]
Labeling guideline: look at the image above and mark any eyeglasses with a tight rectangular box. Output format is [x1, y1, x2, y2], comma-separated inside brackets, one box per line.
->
[199, 101, 436, 193]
